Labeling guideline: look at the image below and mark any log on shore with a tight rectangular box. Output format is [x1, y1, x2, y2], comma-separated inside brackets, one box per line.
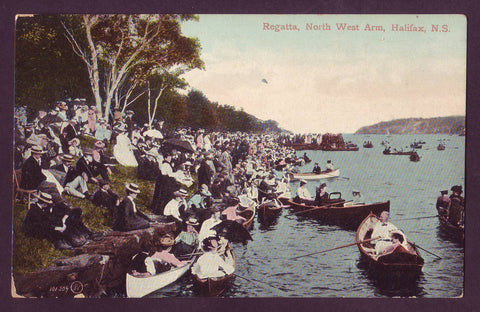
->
[14, 221, 177, 297]
[14, 254, 109, 298]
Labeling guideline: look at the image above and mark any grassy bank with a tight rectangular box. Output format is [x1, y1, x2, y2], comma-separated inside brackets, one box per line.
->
[12, 137, 192, 276]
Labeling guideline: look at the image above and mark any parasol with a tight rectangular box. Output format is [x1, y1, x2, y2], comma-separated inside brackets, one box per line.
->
[143, 129, 164, 139]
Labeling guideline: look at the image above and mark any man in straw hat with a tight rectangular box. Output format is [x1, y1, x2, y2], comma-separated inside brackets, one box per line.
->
[171, 217, 200, 258]
[53, 154, 89, 199]
[113, 182, 151, 232]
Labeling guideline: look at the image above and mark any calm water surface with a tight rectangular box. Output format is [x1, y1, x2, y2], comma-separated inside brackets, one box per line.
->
[149, 134, 464, 298]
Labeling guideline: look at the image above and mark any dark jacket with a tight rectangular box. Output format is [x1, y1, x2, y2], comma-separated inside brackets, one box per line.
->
[113, 197, 150, 231]
[92, 188, 119, 210]
[20, 156, 46, 190]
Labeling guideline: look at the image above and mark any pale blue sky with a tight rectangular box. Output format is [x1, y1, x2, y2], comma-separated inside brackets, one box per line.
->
[181, 15, 466, 133]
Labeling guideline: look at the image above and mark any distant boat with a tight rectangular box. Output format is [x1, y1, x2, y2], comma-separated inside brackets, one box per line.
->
[437, 143, 446, 151]
[291, 168, 341, 180]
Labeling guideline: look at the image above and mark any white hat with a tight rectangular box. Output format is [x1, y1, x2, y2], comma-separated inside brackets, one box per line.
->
[126, 182, 140, 194]
[300, 179, 308, 185]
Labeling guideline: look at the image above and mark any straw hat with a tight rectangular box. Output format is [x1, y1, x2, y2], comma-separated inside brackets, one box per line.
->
[69, 138, 80, 146]
[126, 182, 140, 194]
[186, 217, 199, 226]
[159, 234, 175, 247]
[31, 145, 45, 154]
[94, 140, 105, 149]
[174, 189, 188, 197]
[61, 154, 75, 163]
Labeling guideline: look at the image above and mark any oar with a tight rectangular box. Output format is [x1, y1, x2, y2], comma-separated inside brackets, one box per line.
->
[398, 215, 439, 221]
[289, 237, 379, 260]
[291, 200, 353, 216]
[413, 243, 442, 260]
[233, 273, 291, 294]
[339, 177, 350, 180]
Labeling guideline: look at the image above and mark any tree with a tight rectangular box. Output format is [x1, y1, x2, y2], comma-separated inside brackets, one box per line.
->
[15, 15, 91, 115]
[61, 14, 203, 121]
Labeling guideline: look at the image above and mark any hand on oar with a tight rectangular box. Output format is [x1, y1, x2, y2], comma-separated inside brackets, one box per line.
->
[289, 238, 379, 260]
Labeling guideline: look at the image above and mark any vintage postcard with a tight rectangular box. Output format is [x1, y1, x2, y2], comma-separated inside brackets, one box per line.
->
[12, 14, 465, 298]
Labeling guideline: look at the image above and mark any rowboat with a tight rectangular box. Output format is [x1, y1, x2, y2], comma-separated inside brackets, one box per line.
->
[437, 215, 464, 241]
[287, 197, 390, 229]
[356, 213, 424, 279]
[192, 248, 236, 296]
[383, 149, 414, 156]
[126, 256, 196, 298]
[437, 144, 446, 151]
[257, 199, 283, 220]
[291, 168, 340, 180]
[436, 202, 464, 241]
[238, 203, 256, 230]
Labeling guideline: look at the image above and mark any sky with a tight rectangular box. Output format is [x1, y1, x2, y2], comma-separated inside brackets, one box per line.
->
[180, 15, 466, 134]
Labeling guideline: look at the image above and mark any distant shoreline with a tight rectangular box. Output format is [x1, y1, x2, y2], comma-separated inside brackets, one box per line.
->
[355, 116, 465, 135]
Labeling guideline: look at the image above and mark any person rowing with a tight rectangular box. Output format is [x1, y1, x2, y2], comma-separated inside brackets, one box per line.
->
[370, 211, 408, 255]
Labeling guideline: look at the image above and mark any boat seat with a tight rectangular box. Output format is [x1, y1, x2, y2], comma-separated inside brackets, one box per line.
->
[13, 169, 36, 210]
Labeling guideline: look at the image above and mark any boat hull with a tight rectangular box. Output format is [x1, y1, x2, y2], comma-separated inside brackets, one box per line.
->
[292, 169, 341, 180]
[288, 199, 390, 229]
[192, 250, 235, 296]
[126, 258, 195, 298]
[356, 213, 424, 280]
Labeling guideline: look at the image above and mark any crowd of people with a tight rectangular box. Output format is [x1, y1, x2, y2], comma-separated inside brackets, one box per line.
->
[14, 98, 313, 277]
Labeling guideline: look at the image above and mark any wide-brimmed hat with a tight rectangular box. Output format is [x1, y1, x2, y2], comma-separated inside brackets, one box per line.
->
[186, 217, 199, 226]
[159, 234, 175, 247]
[200, 184, 211, 196]
[31, 145, 45, 154]
[238, 195, 252, 209]
[69, 138, 80, 146]
[94, 140, 105, 149]
[320, 183, 327, 189]
[61, 154, 75, 163]
[36, 192, 53, 204]
[300, 179, 307, 185]
[451, 185, 463, 194]
[174, 189, 188, 197]
[57, 101, 68, 111]
[126, 182, 141, 194]
[440, 190, 448, 195]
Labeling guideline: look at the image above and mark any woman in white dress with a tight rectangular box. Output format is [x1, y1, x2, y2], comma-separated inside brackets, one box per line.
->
[113, 128, 138, 167]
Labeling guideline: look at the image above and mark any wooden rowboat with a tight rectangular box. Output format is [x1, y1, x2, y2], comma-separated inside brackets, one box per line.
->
[238, 203, 256, 230]
[126, 256, 196, 298]
[287, 198, 390, 229]
[356, 213, 424, 279]
[292, 168, 341, 180]
[192, 249, 236, 296]
[257, 200, 283, 219]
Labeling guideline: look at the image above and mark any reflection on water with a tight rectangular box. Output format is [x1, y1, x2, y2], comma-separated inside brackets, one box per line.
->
[144, 134, 464, 298]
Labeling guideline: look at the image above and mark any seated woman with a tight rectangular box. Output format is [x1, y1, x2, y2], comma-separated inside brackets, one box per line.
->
[191, 236, 234, 279]
[130, 235, 189, 277]
[221, 197, 247, 224]
[171, 217, 200, 258]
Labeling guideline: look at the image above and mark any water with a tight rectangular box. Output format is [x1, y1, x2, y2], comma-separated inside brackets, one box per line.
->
[149, 134, 464, 298]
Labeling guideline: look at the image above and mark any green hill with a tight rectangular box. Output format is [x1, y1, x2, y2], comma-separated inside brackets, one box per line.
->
[355, 116, 465, 135]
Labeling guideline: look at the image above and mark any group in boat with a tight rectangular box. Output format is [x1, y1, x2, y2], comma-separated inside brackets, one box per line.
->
[436, 185, 464, 227]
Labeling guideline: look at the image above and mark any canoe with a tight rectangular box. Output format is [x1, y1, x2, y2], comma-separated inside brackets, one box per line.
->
[363, 143, 373, 148]
[126, 256, 196, 298]
[238, 203, 256, 230]
[292, 168, 340, 180]
[356, 213, 424, 279]
[437, 215, 464, 241]
[192, 249, 236, 296]
[287, 198, 390, 229]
